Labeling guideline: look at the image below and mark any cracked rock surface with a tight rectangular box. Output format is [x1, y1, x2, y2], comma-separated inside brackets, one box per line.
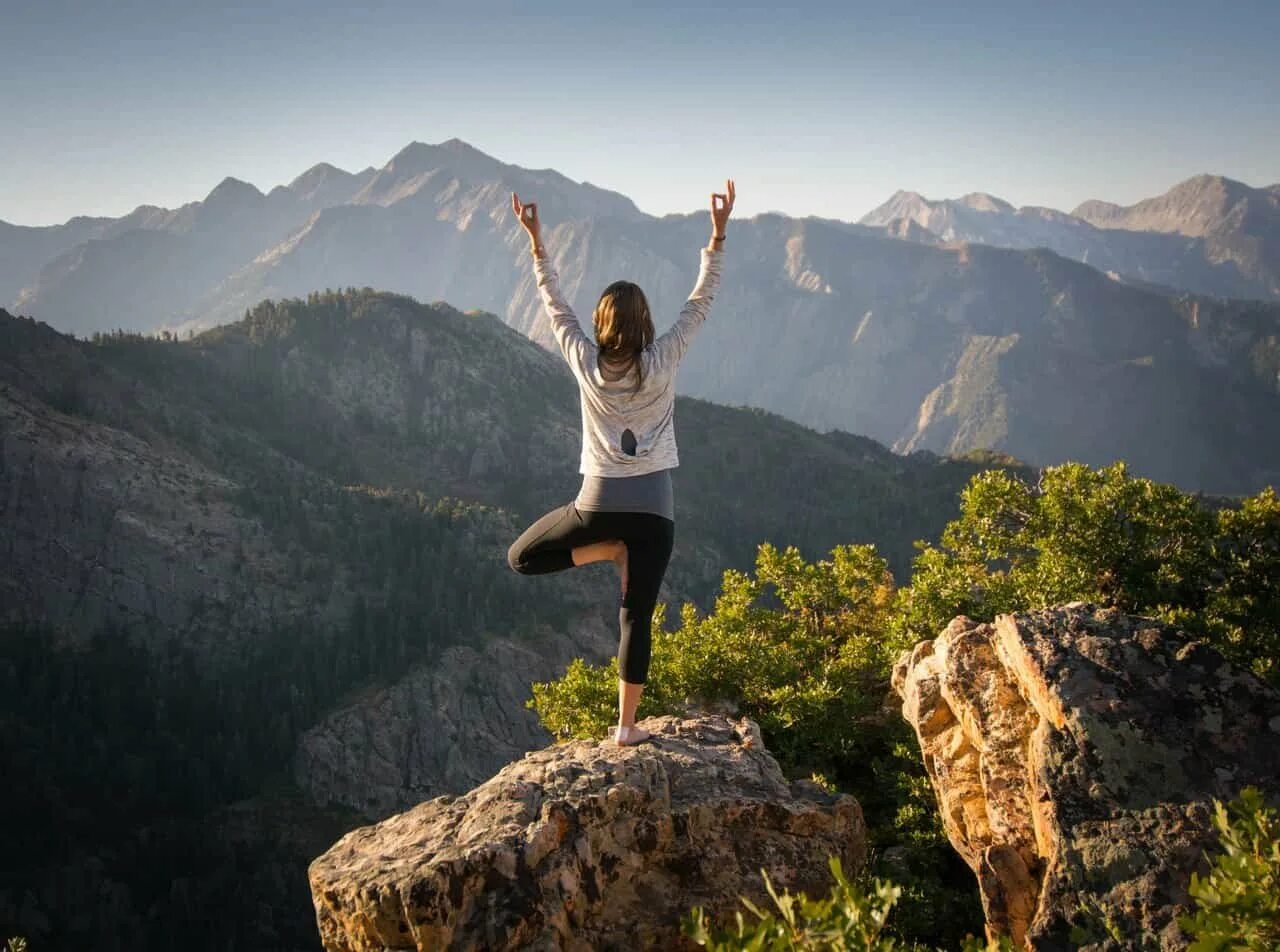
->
[308, 713, 865, 951]
[891, 602, 1280, 950]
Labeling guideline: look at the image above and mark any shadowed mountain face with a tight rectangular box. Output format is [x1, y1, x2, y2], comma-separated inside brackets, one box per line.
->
[5, 143, 1280, 493]
[0, 293, 992, 949]
[1, 291, 992, 651]
[519, 215, 1280, 494]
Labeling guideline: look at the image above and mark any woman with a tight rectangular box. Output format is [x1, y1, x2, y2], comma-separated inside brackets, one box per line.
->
[506, 179, 734, 746]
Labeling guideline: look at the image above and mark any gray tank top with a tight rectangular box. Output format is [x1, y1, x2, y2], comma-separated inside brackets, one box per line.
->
[575, 468, 674, 521]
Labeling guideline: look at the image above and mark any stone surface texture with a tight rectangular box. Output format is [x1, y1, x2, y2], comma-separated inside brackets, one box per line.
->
[308, 713, 865, 952]
[294, 624, 608, 819]
[891, 602, 1280, 950]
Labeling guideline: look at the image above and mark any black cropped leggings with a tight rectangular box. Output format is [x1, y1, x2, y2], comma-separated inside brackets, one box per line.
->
[507, 503, 675, 685]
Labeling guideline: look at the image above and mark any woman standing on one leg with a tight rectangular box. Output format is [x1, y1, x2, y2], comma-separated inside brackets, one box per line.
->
[506, 178, 735, 746]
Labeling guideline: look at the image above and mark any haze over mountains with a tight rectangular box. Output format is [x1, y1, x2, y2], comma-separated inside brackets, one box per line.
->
[861, 172, 1280, 301]
[4, 139, 1280, 492]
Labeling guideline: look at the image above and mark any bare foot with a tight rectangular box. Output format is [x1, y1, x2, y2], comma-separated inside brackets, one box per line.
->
[611, 724, 651, 746]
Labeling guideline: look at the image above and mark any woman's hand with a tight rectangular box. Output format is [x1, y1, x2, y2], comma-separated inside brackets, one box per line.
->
[709, 179, 735, 249]
[511, 192, 544, 254]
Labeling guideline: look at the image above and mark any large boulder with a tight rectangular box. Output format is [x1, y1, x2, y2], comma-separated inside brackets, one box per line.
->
[891, 602, 1280, 950]
[308, 713, 865, 951]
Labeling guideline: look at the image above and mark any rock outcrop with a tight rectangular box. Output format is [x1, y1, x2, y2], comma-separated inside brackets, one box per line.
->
[294, 626, 609, 818]
[891, 603, 1280, 950]
[308, 713, 865, 951]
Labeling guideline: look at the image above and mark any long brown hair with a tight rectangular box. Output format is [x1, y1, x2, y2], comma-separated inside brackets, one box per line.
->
[592, 280, 654, 394]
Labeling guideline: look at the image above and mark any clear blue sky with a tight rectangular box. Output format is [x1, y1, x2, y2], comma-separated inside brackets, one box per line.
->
[2, 0, 1277, 226]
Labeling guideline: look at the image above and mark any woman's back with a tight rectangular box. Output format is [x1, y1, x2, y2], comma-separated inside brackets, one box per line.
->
[533, 245, 724, 477]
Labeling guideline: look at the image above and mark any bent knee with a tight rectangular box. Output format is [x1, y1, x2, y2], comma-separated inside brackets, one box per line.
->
[507, 543, 529, 575]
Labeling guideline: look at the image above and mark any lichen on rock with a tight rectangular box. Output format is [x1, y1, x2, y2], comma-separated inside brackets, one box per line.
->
[308, 713, 865, 951]
[891, 602, 1280, 950]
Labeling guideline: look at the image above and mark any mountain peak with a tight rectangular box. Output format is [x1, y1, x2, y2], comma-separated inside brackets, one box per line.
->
[289, 162, 352, 191]
[205, 176, 264, 205]
[1163, 173, 1261, 210]
[1071, 198, 1122, 219]
[386, 138, 497, 169]
[859, 190, 932, 227]
[1170, 172, 1230, 189]
[957, 192, 1014, 214]
[438, 136, 485, 155]
[1073, 172, 1272, 237]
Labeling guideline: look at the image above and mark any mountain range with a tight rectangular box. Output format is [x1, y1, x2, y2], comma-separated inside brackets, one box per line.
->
[4, 141, 1280, 495]
[861, 173, 1280, 301]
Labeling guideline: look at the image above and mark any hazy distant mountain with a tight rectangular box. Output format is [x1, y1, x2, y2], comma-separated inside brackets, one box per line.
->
[861, 175, 1280, 300]
[7, 167, 379, 337]
[1072, 173, 1279, 236]
[1071, 175, 1280, 301]
[0, 215, 119, 306]
[4, 139, 646, 337]
[6, 141, 1280, 491]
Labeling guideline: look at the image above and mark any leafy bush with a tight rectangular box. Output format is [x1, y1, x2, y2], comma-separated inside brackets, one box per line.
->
[529, 542, 903, 780]
[681, 855, 902, 950]
[1179, 786, 1280, 951]
[894, 463, 1280, 684]
[1203, 489, 1280, 684]
[680, 854, 1014, 952]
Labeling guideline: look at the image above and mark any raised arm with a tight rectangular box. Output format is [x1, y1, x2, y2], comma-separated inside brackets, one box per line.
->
[512, 193, 590, 374]
[652, 179, 734, 371]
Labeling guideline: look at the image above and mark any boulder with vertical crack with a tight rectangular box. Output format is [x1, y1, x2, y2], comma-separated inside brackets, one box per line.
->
[891, 602, 1280, 950]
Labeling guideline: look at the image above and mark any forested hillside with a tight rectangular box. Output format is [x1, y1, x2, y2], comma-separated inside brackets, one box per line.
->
[0, 294, 1000, 949]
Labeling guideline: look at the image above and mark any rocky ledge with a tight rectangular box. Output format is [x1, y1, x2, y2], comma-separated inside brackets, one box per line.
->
[308, 713, 865, 951]
[892, 602, 1280, 950]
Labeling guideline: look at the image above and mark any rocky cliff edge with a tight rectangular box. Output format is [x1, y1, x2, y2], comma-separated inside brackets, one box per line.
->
[308, 713, 865, 951]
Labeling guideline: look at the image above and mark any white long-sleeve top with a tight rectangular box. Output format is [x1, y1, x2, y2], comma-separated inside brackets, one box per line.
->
[533, 245, 724, 476]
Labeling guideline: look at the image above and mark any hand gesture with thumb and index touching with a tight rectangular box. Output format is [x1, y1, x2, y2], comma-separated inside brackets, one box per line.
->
[709, 179, 735, 250]
[511, 192, 544, 255]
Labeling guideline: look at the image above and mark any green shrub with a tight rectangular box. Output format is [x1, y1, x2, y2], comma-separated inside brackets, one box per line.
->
[895, 464, 1280, 685]
[680, 855, 1013, 952]
[681, 855, 903, 950]
[1179, 786, 1280, 951]
[528, 542, 904, 779]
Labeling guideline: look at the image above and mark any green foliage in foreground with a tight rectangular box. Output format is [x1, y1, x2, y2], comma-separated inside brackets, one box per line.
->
[533, 542, 902, 771]
[682, 856, 903, 950]
[681, 854, 1016, 952]
[895, 462, 1280, 684]
[529, 462, 1280, 947]
[1180, 787, 1280, 951]
[678, 787, 1280, 951]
